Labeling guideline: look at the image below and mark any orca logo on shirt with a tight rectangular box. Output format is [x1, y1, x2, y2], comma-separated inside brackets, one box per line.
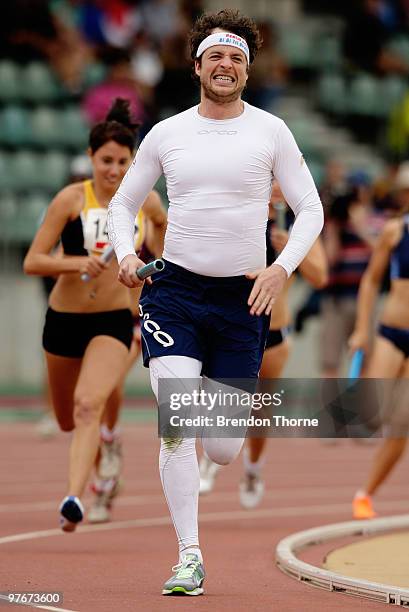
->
[197, 130, 237, 136]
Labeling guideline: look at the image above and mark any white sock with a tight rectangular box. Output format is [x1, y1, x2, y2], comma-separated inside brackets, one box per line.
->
[180, 547, 203, 563]
[355, 489, 368, 499]
[100, 424, 120, 442]
[243, 447, 264, 477]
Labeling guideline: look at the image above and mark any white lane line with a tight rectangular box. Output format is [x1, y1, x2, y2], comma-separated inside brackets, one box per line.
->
[0, 483, 407, 513]
[1, 499, 409, 546]
[0, 594, 77, 612]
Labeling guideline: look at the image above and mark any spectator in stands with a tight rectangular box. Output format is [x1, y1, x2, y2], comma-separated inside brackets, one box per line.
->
[320, 173, 384, 377]
[295, 159, 347, 333]
[82, 46, 145, 125]
[343, 0, 409, 75]
[245, 20, 288, 112]
[7, 0, 92, 91]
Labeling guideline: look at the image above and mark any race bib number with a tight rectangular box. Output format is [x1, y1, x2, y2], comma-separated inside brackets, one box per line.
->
[84, 208, 109, 254]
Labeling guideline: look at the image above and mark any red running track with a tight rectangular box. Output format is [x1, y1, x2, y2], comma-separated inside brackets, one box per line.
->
[1, 419, 409, 611]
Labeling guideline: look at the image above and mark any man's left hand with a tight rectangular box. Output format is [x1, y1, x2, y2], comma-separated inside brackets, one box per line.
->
[246, 263, 288, 316]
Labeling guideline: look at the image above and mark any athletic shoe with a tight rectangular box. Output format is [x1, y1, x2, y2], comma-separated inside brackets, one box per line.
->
[98, 438, 122, 480]
[353, 493, 377, 519]
[59, 496, 84, 532]
[36, 413, 58, 439]
[199, 455, 220, 495]
[239, 473, 264, 509]
[88, 479, 121, 524]
[162, 554, 205, 596]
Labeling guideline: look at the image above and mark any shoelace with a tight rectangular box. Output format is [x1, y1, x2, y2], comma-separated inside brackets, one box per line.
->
[171, 559, 201, 579]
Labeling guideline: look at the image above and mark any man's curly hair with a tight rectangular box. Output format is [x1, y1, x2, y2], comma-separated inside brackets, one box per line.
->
[189, 9, 262, 66]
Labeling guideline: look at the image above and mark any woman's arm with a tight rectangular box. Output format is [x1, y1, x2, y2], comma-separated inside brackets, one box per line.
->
[271, 229, 328, 289]
[298, 237, 328, 289]
[23, 185, 106, 278]
[349, 220, 401, 352]
[142, 190, 167, 258]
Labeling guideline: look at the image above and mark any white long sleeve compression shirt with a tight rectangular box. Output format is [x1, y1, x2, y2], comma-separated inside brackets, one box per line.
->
[107, 102, 323, 277]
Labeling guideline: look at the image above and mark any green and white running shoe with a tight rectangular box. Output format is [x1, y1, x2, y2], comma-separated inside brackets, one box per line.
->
[162, 554, 205, 596]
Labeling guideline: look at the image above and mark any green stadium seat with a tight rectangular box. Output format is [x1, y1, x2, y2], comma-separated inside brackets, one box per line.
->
[39, 151, 69, 191]
[12, 193, 49, 242]
[306, 158, 324, 187]
[279, 28, 316, 69]
[59, 107, 88, 149]
[387, 36, 409, 64]
[0, 106, 31, 146]
[21, 62, 61, 102]
[0, 192, 18, 223]
[286, 118, 316, 156]
[380, 76, 408, 115]
[348, 74, 382, 116]
[0, 151, 12, 190]
[30, 107, 62, 147]
[9, 150, 41, 191]
[314, 35, 342, 70]
[317, 73, 347, 114]
[0, 61, 21, 102]
[83, 62, 106, 88]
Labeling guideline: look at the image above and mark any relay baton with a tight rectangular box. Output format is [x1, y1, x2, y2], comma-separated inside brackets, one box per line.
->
[136, 258, 165, 280]
[348, 349, 364, 380]
[273, 202, 286, 230]
[81, 245, 115, 282]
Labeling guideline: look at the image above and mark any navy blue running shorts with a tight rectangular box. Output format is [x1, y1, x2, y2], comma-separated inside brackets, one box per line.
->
[139, 260, 270, 378]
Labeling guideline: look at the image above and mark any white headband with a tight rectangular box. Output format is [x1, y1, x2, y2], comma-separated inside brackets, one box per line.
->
[196, 32, 250, 65]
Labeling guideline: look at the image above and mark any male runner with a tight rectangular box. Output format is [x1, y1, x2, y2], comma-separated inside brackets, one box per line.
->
[108, 9, 323, 596]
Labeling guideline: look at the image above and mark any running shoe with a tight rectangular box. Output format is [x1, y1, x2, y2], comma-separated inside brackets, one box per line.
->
[239, 473, 264, 509]
[88, 479, 121, 524]
[353, 493, 377, 519]
[59, 496, 84, 532]
[36, 413, 58, 439]
[98, 438, 122, 480]
[199, 455, 220, 495]
[162, 554, 205, 596]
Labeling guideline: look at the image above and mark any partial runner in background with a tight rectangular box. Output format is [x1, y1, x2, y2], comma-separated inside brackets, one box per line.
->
[23, 98, 165, 531]
[349, 161, 409, 519]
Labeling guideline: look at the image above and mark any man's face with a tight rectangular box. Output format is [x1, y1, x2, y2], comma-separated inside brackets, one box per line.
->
[195, 41, 248, 104]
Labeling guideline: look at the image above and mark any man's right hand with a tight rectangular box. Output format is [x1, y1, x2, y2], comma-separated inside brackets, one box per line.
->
[118, 254, 146, 288]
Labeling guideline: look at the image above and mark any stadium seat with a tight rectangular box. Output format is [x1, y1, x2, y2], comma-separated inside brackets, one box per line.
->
[11, 193, 49, 243]
[58, 107, 88, 149]
[83, 62, 106, 88]
[286, 118, 317, 156]
[306, 158, 324, 187]
[38, 151, 69, 191]
[30, 107, 62, 147]
[0, 106, 31, 146]
[387, 35, 409, 64]
[348, 74, 382, 117]
[380, 76, 408, 115]
[0, 61, 21, 102]
[0, 151, 12, 190]
[8, 150, 41, 191]
[20, 62, 61, 102]
[0, 192, 18, 223]
[317, 73, 347, 115]
[314, 35, 342, 70]
[279, 27, 316, 69]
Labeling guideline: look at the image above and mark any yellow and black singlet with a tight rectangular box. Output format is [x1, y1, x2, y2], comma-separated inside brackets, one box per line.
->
[61, 180, 145, 256]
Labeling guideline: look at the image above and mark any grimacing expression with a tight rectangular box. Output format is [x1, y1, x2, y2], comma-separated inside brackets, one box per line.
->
[195, 44, 248, 104]
[91, 141, 133, 191]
